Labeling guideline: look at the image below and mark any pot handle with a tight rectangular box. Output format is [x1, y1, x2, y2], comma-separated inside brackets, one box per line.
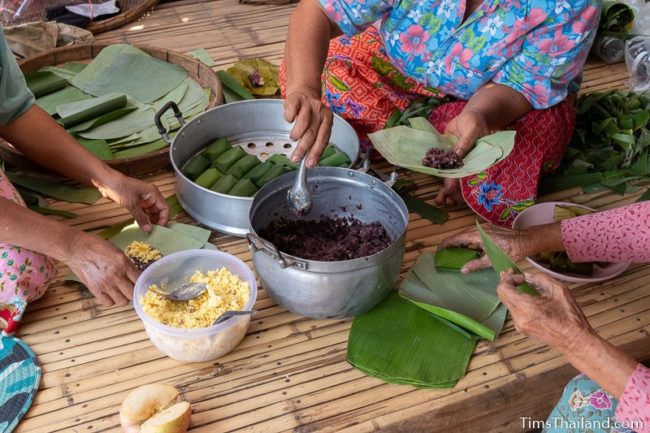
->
[358, 147, 398, 187]
[246, 233, 307, 270]
[154, 101, 186, 144]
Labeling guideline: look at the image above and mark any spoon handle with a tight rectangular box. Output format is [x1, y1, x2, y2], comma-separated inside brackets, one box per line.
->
[213, 309, 256, 325]
[297, 157, 308, 189]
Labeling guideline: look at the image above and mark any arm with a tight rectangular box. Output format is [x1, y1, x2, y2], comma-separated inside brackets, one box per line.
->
[284, 0, 338, 167]
[0, 105, 169, 232]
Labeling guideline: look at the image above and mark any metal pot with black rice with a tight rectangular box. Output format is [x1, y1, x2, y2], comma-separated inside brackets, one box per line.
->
[159, 99, 359, 236]
[248, 167, 409, 319]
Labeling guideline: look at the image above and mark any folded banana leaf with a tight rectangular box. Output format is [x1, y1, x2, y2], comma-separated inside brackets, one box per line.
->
[166, 222, 211, 244]
[36, 86, 90, 115]
[74, 52, 188, 103]
[68, 107, 138, 133]
[213, 147, 246, 173]
[477, 222, 538, 296]
[347, 291, 477, 389]
[254, 163, 291, 187]
[227, 154, 261, 179]
[242, 160, 274, 183]
[152, 78, 190, 113]
[25, 71, 67, 98]
[267, 154, 298, 170]
[38, 63, 87, 81]
[226, 58, 280, 96]
[399, 252, 504, 340]
[216, 70, 255, 101]
[210, 174, 238, 193]
[57, 93, 128, 128]
[228, 178, 258, 197]
[77, 138, 114, 160]
[189, 48, 216, 67]
[434, 247, 481, 271]
[319, 145, 337, 160]
[202, 138, 232, 161]
[369, 122, 516, 178]
[183, 154, 212, 180]
[599, 0, 635, 34]
[319, 152, 350, 167]
[194, 168, 223, 188]
[6, 172, 101, 204]
[78, 104, 156, 140]
[108, 126, 161, 149]
[553, 205, 594, 222]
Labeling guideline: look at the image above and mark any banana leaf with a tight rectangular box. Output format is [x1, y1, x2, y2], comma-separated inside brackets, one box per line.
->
[25, 71, 67, 97]
[78, 104, 156, 140]
[397, 194, 448, 224]
[347, 291, 477, 389]
[35, 86, 90, 115]
[553, 205, 594, 222]
[109, 222, 207, 255]
[477, 222, 538, 296]
[111, 138, 169, 159]
[213, 147, 247, 173]
[74, 52, 188, 103]
[228, 178, 258, 197]
[152, 79, 190, 112]
[182, 154, 212, 180]
[38, 65, 83, 81]
[68, 107, 138, 133]
[227, 154, 261, 179]
[189, 48, 216, 67]
[226, 59, 280, 96]
[72, 45, 146, 87]
[194, 168, 223, 188]
[166, 222, 211, 244]
[637, 189, 650, 202]
[399, 252, 504, 340]
[6, 172, 101, 204]
[319, 152, 350, 167]
[77, 138, 114, 160]
[210, 174, 238, 193]
[57, 93, 128, 128]
[202, 138, 232, 161]
[267, 154, 299, 169]
[216, 70, 255, 101]
[369, 123, 516, 178]
[319, 145, 337, 160]
[435, 247, 481, 271]
[242, 160, 274, 184]
[254, 163, 291, 187]
[108, 126, 161, 149]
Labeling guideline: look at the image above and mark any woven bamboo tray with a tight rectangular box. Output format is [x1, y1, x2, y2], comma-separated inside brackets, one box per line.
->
[0, 43, 223, 177]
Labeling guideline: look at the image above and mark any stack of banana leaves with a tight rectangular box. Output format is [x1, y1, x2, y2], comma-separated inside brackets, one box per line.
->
[26, 44, 211, 161]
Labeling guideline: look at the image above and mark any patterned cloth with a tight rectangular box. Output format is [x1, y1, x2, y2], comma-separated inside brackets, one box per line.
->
[279, 27, 577, 226]
[0, 170, 55, 335]
[561, 202, 650, 263]
[0, 335, 41, 433]
[544, 369, 650, 433]
[320, 0, 600, 108]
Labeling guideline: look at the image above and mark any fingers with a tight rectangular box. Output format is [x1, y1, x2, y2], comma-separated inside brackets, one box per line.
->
[131, 205, 152, 233]
[306, 111, 333, 167]
[438, 229, 480, 250]
[284, 96, 300, 123]
[453, 136, 476, 158]
[141, 189, 169, 227]
[526, 272, 569, 299]
[460, 256, 491, 274]
[109, 288, 130, 307]
[94, 291, 114, 307]
[496, 270, 530, 306]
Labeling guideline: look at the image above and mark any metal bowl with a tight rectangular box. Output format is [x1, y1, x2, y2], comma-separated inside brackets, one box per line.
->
[161, 99, 360, 236]
[247, 167, 408, 319]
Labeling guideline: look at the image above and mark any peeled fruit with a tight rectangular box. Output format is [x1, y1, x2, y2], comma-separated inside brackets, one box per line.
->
[120, 384, 190, 433]
[141, 402, 191, 433]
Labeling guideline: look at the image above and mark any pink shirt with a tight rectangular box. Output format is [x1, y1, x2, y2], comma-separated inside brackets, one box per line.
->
[561, 201, 650, 429]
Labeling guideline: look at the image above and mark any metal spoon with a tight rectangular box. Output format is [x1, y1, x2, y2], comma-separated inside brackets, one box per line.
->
[151, 282, 207, 301]
[212, 310, 255, 325]
[287, 157, 312, 216]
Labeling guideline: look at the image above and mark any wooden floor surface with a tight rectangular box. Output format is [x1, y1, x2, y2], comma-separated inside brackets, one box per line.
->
[13, 1, 650, 432]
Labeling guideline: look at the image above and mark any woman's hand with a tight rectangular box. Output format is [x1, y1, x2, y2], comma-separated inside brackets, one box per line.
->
[438, 222, 565, 273]
[65, 232, 140, 307]
[284, 90, 333, 167]
[98, 174, 169, 233]
[435, 109, 489, 206]
[497, 270, 595, 353]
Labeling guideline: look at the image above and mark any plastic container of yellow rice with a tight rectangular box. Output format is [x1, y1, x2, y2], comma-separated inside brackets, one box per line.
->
[133, 249, 257, 362]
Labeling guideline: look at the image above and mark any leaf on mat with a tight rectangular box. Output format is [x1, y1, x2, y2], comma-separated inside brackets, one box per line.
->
[57, 93, 128, 128]
[347, 291, 477, 389]
[6, 172, 101, 204]
[189, 48, 216, 67]
[67, 107, 137, 133]
[226, 59, 280, 96]
[476, 222, 538, 296]
[77, 138, 114, 160]
[399, 193, 448, 224]
[216, 70, 255, 101]
[35, 86, 91, 116]
[434, 247, 481, 271]
[25, 71, 67, 97]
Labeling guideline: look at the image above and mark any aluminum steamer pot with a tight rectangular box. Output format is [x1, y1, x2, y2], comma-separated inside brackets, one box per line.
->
[247, 167, 408, 318]
[157, 99, 359, 236]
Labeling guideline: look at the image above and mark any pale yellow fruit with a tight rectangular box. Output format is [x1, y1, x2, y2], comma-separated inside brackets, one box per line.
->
[141, 402, 191, 433]
[120, 384, 180, 431]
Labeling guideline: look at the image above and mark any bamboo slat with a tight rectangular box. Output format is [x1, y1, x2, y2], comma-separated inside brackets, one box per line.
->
[9, 1, 649, 432]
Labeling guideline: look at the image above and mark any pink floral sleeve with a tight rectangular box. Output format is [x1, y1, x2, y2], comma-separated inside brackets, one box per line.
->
[616, 364, 650, 432]
[560, 202, 650, 263]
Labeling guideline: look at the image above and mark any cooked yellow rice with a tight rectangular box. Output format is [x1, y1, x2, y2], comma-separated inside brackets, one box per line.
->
[140, 268, 250, 328]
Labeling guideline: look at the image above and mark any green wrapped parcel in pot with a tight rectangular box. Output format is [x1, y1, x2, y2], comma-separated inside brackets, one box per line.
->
[319, 152, 350, 167]
[213, 146, 246, 173]
[319, 145, 337, 161]
[182, 154, 211, 180]
[210, 174, 238, 194]
[227, 154, 261, 179]
[242, 160, 273, 184]
[267, 154, 298, 170]
[228, 178, 258, 197]
[254, 163, 291, 188]
[202, 137, 232, 161]
[194, 168, 223, 188]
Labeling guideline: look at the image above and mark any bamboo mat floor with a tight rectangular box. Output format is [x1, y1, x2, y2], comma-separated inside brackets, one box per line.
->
[13, 1, 650, 432]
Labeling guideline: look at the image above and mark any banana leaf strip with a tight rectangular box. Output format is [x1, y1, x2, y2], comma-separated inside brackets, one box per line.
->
[189, 48, 216, 67]
[35, 86, 90, 115]
[210, 174, 238, 193]
[68, 107, 138, 133]
[25, 71, 67, 97]
[77, 138, 114, 160]
[57, 93, 128, 128]
[347, 291, 477, 388]
[227, 154, 261, 179]
[477, 222, 538, 296]
[216, 70, 255, 100]
[194, 168, 223, 188]
[6, 172, 101, 204]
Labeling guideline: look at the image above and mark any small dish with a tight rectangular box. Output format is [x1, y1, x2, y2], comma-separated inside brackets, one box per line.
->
[512, 202, 630, 283]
